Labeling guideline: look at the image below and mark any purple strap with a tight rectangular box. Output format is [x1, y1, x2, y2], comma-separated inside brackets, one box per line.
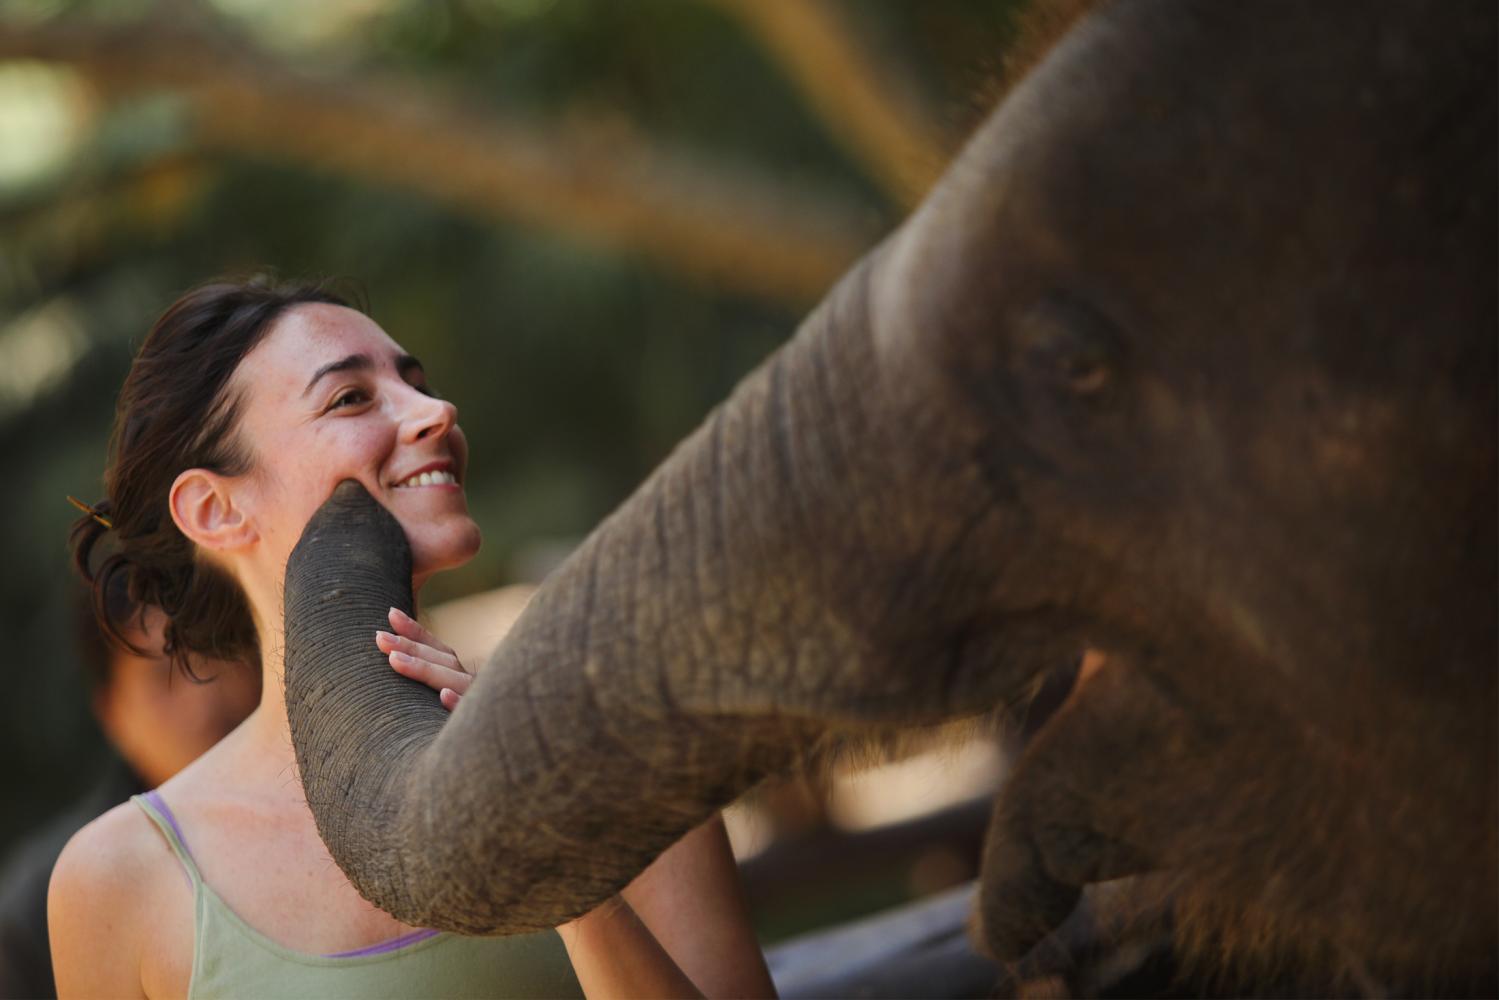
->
[142, 790, 440, 959]
[323, 928, 441, 959]
[143, 790, 199, 876]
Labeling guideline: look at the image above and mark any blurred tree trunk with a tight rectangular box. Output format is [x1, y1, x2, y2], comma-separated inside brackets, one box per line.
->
[707, 0, 952, 208]
[0, 15, 879, 305]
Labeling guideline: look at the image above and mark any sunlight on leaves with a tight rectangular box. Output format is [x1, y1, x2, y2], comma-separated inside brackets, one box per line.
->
[0, 63, 94, 197]
[206, 0, 405, 52]
[0, 296, 89, 421]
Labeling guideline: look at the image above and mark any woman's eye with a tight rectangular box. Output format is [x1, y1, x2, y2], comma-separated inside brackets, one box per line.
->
[329, 388, 371, 411]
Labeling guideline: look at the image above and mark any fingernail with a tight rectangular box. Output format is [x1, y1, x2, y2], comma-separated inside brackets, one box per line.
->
[375, 630, 394, 645]
[389, 606, 407, 619]
[390, 651, 414, 666]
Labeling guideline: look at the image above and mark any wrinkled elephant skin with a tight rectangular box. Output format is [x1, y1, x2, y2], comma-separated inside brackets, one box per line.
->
[284, 0, 1496, 990]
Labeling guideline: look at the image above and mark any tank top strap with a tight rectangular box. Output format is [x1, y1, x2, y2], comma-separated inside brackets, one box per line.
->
[131, 790, 204, 888]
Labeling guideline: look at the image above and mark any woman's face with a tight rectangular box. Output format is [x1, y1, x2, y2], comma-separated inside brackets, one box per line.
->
[227, 303, 480, 587]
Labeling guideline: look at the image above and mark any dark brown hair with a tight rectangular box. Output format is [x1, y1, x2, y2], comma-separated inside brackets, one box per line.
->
[71, 276, 358, 678]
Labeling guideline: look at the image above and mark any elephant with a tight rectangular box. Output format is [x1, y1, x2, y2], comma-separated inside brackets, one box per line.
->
[282, 0, 1496, 993]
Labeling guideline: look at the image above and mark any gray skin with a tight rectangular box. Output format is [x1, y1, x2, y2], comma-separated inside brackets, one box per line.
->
[283, 0, 1496, 988]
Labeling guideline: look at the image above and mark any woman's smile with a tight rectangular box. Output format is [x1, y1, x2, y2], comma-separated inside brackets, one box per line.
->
[390, 461, 461, 491]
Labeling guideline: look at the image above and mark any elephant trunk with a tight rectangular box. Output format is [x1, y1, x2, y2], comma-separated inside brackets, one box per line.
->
[285, 250, 1044, 934]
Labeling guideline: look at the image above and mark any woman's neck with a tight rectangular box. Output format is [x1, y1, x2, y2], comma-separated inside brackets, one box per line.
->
[250, 627, 294, 745]
[227, 582, 302, 793]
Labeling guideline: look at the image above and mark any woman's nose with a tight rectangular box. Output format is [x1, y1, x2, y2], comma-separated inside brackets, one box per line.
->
[398, 387, 458, 444]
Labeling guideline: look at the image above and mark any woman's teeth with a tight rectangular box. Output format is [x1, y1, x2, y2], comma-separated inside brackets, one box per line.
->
[396, 470, 457, 488]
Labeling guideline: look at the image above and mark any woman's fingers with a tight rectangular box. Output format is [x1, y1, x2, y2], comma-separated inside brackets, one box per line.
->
[373, 610, 473, 714]
[381, 642, 473, 695]
[376, 626, 463, 672]
[388, 607, 458, 658]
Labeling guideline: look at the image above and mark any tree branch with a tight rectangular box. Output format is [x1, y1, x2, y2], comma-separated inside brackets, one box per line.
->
[0, 15, 879, 305]
[706, 0, 951, 208]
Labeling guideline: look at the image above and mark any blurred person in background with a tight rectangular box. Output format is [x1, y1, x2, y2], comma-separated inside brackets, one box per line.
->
[0, 580, 259, 999]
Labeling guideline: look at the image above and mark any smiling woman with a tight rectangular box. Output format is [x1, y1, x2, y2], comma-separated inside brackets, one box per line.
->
[49, 276, 772, 999]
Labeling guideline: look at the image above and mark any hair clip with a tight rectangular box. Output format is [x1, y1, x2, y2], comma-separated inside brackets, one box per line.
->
[67, 495, 113, 530]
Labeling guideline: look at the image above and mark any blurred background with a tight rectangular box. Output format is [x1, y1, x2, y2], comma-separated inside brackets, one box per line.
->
[0, 0, 1025, 947]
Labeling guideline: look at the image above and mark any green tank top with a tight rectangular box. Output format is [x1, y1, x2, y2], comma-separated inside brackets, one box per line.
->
[131, 793, 584, 1000]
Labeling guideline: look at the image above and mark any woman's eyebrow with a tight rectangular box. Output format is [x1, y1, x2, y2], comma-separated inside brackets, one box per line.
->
[303, 352, 424, 397]
[303, 353, 373, 397]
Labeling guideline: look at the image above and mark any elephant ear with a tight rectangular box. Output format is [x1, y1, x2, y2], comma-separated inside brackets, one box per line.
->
[282, 479, 447, 918]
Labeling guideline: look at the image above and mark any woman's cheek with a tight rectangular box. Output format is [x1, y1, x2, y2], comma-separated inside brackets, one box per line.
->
[310, 424, 394, 502]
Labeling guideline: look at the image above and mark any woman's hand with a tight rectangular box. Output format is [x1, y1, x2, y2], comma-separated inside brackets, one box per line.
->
[375, 607, 471, 711]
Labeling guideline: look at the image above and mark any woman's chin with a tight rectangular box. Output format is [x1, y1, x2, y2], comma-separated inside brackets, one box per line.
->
[408, 519, 482, 581]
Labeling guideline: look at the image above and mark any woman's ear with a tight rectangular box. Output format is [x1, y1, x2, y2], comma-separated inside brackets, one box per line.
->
[169, 469, 257, 551]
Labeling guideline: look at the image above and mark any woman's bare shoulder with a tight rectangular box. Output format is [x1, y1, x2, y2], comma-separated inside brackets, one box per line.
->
[49, 798, 185, 926]
[49, 801, 176, 997]
[55, 799, 175, 889]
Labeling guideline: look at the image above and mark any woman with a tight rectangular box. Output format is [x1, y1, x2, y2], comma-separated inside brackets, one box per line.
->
[49, 278, 775, 999]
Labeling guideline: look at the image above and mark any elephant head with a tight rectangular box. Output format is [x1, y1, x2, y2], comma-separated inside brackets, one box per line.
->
[284, 0, 1496, 988]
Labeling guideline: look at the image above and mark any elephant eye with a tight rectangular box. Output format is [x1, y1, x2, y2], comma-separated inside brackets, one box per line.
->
[1015, 292, 1123, 401]
[1060, 348, 1113, 396]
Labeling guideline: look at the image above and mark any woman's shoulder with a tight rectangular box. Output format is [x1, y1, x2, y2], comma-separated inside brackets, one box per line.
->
[50, 798, 174, 916]
[48, 799, 183, 997]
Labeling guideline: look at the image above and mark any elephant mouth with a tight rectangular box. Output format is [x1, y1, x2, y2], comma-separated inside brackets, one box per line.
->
[1008, 650, 1092, 747]
[997, 652, 1121, 813]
